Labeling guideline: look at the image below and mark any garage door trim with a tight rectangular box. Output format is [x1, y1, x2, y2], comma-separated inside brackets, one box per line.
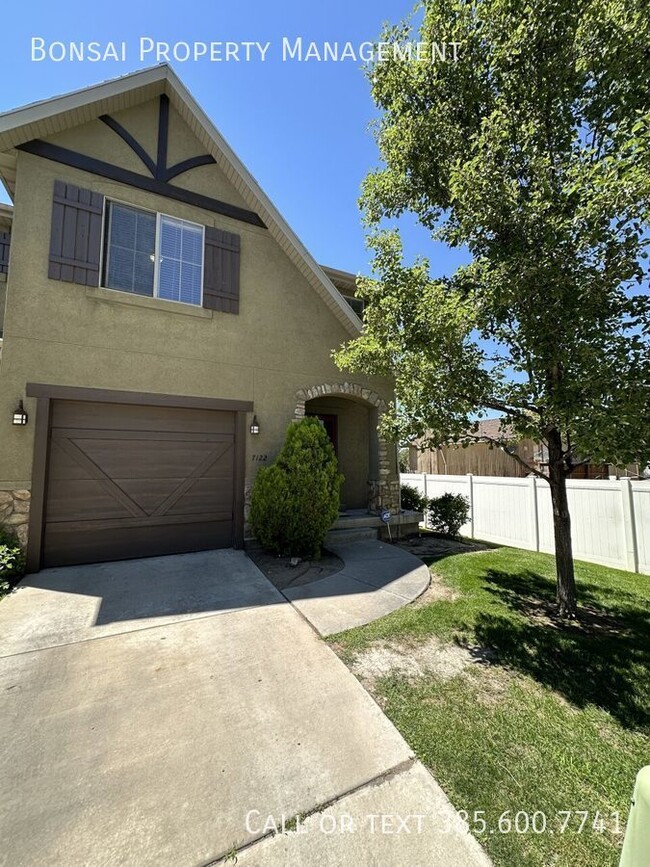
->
[26, 384, 252, 572]
[26, 383, 254, 413]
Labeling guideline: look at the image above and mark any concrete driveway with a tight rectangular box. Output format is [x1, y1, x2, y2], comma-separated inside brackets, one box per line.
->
[0, 551, 489, 866]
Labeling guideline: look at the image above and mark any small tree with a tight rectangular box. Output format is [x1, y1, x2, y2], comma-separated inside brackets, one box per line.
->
[249, 418, 343, 558]
[336, 0, 650, 617]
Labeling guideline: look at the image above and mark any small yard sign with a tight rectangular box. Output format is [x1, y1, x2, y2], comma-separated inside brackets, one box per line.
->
[381, 509, 393, 541]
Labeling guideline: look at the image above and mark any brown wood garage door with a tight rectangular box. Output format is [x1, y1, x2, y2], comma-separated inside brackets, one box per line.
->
[42, 400, 237, 567]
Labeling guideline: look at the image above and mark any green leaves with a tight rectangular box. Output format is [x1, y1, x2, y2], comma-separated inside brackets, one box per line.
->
[0, 526, 26, 595]
[338, 0, 650, 470]
[249, 418, 344, 558]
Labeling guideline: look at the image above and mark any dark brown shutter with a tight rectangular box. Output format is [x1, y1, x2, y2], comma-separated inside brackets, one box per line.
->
[49, 181, 104, 286]
[203, 227, 240, 314]
[0, 231, 10, 274]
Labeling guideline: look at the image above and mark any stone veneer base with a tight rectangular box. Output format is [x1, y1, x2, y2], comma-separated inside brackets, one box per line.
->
[0, 490, 30, 545]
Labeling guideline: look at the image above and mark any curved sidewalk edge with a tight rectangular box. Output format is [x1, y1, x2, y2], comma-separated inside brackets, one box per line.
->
[283, 540, 430, 637]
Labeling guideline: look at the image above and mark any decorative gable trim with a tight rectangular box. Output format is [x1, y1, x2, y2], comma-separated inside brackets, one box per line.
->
[99, 114, 157, 177]
[100, 95, 217, 183]
[18, 138, 266, 228]
[0, 65, 362, 334]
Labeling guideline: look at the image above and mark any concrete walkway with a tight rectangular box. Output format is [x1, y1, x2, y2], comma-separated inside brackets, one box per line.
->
[284, 540, 431, 636]
[0, 550, 488, 866]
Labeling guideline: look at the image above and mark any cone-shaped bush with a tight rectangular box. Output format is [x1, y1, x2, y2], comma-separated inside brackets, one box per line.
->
[250, 417, 343, 557]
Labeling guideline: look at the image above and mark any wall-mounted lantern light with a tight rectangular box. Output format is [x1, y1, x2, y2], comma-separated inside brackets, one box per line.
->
[250, 415, 260, 435]
[12, 400, 28, 426]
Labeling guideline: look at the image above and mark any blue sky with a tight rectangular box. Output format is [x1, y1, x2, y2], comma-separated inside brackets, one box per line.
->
[0, 0, 469, 279]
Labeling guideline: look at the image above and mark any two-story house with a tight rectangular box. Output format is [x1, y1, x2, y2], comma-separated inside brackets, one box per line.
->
[0, 65, 401, 571]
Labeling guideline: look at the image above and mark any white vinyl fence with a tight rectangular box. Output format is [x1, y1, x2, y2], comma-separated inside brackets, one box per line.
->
[401, 473, 650, 576]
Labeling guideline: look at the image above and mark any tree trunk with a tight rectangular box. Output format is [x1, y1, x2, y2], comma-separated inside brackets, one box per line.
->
[547, 429, 577, 618]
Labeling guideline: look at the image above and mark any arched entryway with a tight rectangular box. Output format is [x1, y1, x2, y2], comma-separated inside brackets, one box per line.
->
[305, 395, 374, 509]
[294, 383, 398, 514]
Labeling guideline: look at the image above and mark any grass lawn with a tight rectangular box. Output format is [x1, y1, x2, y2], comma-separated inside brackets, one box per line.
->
[329, 545, 650, 867]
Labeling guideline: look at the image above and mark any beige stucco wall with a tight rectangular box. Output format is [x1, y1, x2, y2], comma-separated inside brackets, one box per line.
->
[0, 98, 396, 507]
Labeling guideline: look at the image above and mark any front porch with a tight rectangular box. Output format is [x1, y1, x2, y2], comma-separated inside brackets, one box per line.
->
[294, 381, 401, 515]
[326, 508, 424, 546]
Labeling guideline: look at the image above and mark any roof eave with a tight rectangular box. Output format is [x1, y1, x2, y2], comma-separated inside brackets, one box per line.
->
[0, 65, 168, 147]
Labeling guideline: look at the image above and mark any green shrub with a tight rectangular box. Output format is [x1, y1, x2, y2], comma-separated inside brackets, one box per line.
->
[0, 525, 26, 596]
[426, 493, 470, 537]
[400, 483, 427, 513]
[249, 417, 343, 558]
[248, 465, 292, 555]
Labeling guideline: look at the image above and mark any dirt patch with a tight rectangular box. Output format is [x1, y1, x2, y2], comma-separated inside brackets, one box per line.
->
[349, 636, 495, 686]
[247, 548, 343, 591]
[412, 573, 460, 605]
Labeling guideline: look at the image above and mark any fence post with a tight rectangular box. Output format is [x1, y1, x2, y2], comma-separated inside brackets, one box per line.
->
[530, 476, 540, 552]
[467, 474, 474, 538]
[620, 478, 639, 573]
[422, 472, 428, 500]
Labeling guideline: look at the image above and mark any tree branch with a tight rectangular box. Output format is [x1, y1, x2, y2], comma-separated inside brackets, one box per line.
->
[481, 399, 542, 417]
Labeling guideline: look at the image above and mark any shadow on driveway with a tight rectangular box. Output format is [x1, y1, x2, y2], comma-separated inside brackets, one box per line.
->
[0, 549, 282, 656]
[0, 540, 431, 653]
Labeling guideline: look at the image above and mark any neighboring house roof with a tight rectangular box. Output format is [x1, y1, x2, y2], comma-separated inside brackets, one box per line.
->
[468, 419, 516, 441]
[411, 419, 518, 450]
[0, 65, 362, 335]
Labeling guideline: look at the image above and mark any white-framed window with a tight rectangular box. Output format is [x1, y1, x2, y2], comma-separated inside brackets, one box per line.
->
[103, 201, 204, 306]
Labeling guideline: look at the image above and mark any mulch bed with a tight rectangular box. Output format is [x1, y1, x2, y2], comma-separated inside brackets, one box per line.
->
[247, 548, 344, 592]
[396, 533, 492, 560]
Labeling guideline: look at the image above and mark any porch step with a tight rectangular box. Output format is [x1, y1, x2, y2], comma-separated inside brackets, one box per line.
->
[324, 526, 379, 547]
[332, 511, 382, 531]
